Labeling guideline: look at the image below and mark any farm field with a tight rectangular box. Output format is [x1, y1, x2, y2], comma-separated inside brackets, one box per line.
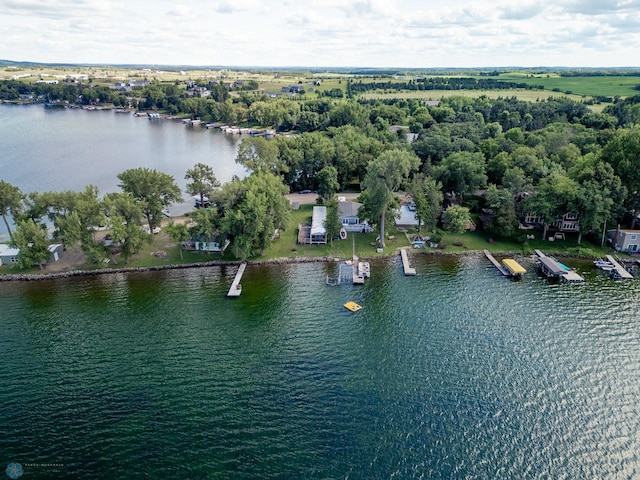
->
[498, 72, 640, 97]
[360, 89, 588, 103]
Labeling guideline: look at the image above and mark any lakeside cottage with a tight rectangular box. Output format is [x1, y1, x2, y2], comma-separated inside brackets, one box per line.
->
[608, 229, 640, 253]
[0, 244, 63, 266]
[0, 244, 20, 266]
[338, 200, 372, 233]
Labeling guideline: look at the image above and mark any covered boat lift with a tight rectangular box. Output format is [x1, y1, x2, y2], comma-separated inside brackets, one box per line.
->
[502, 258, 527, 278]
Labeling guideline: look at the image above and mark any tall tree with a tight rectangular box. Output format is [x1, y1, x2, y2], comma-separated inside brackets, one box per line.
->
[164, 222, 190, 260]
[185, 163, 220, 208]
[220, 172, 290, 259]
[316, 165, 340, 202]
[601, 129, 640, 226]
[10, 219, 50, 270]
[236, 137, 286, 175]
[324, 197, 342, 247]
[434, 151, 487, 202]
[570, 160, 626, 244]
[407, 173, 443, 233]
[442, 205, 471, 242]
[484, 184, 518, 239]
[0, 180, 23, 243]
[523, 173, 579, 240]
[117, 168, 182, 234]
[362, 149, 420, 248]
[103, 192, 147, 263]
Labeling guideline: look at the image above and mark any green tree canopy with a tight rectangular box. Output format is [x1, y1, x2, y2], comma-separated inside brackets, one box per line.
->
[316, 165, 340, 201]
[407, 173, 443, 233]
[220, 172, 290, 259]
[442, 204, 471, 240]
[117, 167, 182, 233]
[362, 148, 420, 248]
[434, 151, 487, 201]
[10, 218, 50, 270]
[484, 184, 518, 239]
[185, 163, 221, 208]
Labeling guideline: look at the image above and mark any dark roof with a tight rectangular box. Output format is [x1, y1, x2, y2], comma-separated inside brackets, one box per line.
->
[338, 201, 362, 217]
[538, 256, 566, 275]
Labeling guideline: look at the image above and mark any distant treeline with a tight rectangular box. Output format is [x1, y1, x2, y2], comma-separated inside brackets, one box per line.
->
[348, 77, 539, 94]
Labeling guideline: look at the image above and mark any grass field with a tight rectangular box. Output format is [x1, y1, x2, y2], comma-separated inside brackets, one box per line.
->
[498, 73, 640, 97]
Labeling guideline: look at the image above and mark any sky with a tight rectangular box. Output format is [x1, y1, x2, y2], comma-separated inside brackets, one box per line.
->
[1, 0, 639, 68]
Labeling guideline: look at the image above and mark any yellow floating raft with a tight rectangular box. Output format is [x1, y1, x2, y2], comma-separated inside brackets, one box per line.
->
[343, 301, 362, 312]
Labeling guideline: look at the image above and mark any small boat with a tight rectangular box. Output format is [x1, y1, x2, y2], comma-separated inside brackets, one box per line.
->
[357, 262, 370, 278]
[594, 258, 615, 271]
[339, 228, 347, 240]
[343, 301, 362, 312]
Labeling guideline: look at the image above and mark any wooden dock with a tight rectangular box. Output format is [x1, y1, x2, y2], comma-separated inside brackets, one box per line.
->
[483, 250, 509, 276]
[606, 255, 634, 280]
[400, 248, 416, 275]
[227, 262, 247, 297]
[352, 256, 365, 284]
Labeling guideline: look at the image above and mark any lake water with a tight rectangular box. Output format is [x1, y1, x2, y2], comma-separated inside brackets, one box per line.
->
[2, 105, 640, 478]
[0, 104, 244, 241]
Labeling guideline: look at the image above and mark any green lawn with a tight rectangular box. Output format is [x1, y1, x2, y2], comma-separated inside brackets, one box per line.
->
[0, 203, 621, 277]
[260, 204, 412, 260]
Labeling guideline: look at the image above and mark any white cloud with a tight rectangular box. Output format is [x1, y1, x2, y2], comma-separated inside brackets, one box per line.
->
[0, 0, 637, 67]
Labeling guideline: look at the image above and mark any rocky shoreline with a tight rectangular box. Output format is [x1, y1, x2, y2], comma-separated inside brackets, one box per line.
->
[0, 249, 608, 282]
[0, 256, 341, 282]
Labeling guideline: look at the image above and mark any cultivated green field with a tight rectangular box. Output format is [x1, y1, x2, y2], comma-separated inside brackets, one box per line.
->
[360, 89, 588, 103]
[498, 72, 640, 97]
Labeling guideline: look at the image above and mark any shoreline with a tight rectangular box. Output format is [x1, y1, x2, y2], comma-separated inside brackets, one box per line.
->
[0, 248, 605, 282]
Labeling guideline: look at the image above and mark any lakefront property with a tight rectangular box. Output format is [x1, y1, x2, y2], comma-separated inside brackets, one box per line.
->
[2, 59, 640, 479]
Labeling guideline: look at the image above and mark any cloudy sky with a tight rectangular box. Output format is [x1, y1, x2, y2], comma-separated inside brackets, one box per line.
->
[1, 0, 638, 68]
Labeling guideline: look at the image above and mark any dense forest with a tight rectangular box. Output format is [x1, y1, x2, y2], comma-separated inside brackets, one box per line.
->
[2, 75, 640, 267]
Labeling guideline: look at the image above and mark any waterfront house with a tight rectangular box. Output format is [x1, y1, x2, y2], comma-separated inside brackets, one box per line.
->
[338, 200, 372, 232]
[0, 244, 63, 266]
[0, 244, 19, 266]
[608, 229, 640, 253]
[520, 210, 580, 234]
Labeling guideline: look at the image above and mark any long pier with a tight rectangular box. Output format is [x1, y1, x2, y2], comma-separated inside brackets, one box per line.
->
[483, 249, 509, 276]
[606, 255, 634, 280]
[227, 262, 247, 297]
[400, 248, 416, 275]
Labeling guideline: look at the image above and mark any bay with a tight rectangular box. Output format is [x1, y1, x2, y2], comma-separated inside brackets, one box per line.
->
[0, 104, 244, 241]
[1, 254, 640, 478]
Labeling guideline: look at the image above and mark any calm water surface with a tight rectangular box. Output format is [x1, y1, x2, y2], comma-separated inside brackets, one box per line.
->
[2, 255, 640, 478]
[0, 104, 243, 240]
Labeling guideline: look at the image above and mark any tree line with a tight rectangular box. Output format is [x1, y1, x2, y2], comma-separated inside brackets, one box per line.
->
[2, 86, 640, 267]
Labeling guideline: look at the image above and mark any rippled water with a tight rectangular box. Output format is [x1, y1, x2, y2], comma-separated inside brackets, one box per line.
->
[2, 255, 640, 478]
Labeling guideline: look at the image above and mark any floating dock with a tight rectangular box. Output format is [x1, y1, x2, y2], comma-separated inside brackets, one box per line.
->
[606, 255, 634, 280]
[535, 250, 584, 283]
[227, 262, 247, 297]
[344, 301, 362, 312]
[400, 248, 416, 275]
[483, 250, 509, 276]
